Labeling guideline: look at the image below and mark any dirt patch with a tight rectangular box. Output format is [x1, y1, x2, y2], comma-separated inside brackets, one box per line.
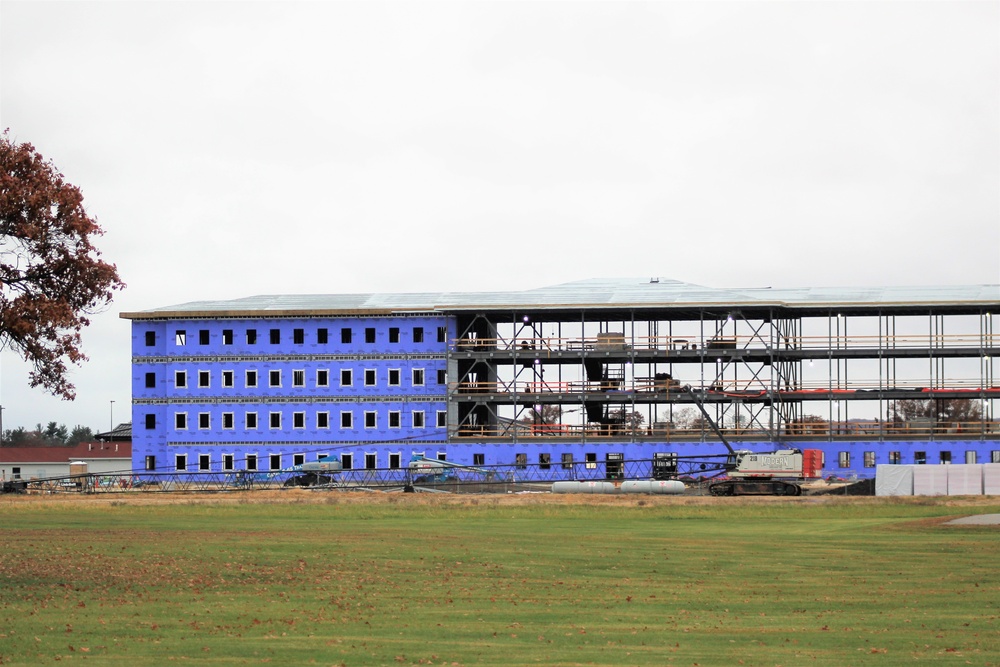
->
[1, 486, 998, 509]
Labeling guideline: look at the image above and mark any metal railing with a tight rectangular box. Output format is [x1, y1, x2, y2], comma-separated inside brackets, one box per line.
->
[453, 333, 997, 353]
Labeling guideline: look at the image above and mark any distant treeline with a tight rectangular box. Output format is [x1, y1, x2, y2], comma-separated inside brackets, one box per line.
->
[1, 423, 96, 447]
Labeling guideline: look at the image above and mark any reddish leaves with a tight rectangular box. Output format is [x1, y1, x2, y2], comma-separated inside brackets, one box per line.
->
[0, 130, 125, 399]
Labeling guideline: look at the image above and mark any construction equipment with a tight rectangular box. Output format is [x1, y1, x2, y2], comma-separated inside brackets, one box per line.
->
[405, 455, 510, 491]
[282, 457, 344, 487]
[684, 387, 823, 496]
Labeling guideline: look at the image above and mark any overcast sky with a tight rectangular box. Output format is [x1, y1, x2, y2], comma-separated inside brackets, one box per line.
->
[1, 1, 997, 433]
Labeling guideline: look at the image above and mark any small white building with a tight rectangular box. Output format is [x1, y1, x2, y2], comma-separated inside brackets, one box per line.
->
[0, 441, 132, 481]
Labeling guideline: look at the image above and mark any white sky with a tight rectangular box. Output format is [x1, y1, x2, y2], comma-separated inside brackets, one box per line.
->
[0, 1, 998, 433]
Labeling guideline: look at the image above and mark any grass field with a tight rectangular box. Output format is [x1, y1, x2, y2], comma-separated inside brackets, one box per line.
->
[1, 492, 998, 666]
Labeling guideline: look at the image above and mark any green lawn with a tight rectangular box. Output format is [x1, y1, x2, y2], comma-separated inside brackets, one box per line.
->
[0, 495, 997, 666]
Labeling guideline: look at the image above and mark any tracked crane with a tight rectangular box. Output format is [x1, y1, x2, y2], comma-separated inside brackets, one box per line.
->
[684, 387, 822, 496]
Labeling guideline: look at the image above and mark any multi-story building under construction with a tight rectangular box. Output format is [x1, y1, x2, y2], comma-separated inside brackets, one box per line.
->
[121, 278, 1000, 480]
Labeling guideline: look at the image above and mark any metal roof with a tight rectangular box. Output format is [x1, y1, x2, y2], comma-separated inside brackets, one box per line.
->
[120, 278, 1000, 319]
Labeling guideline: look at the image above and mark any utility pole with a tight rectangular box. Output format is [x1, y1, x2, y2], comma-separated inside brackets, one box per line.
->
[110, 400, 115, 434]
